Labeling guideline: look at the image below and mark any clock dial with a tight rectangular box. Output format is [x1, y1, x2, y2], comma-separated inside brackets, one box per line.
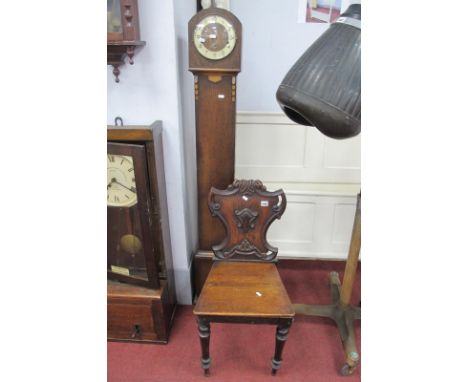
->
[193, 15, 236, 60]
[107, 154, 138, 207]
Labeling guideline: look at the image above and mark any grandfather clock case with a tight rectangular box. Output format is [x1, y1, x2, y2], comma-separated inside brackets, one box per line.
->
[188, 4, 242, 251]
[107, 122, 176, 343]
[188, 4, 243, 297]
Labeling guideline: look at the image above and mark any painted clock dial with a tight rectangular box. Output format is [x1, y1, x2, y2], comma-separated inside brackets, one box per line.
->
[107, 154, 138, 207]
[193, 15, 236, 60]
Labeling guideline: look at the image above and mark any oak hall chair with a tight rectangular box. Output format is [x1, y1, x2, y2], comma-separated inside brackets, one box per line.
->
[193, 179, 294, 376]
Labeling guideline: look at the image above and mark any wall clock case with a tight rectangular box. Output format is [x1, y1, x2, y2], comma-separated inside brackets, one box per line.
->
[107, 0, 145, 82]
[107, 142, 160, 288]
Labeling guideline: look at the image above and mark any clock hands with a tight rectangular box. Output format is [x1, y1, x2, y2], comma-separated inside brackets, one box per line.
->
[108, 178, 136, 193]
[116, 180, 136, 193]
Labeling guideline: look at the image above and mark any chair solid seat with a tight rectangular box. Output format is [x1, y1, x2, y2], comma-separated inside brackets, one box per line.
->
[194, 261, 294, 318]
[193, 180, 294, 376]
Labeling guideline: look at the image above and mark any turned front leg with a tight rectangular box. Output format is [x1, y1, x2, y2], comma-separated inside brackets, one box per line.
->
[271, 321, 291, 375]
[197, 317, 211, 376]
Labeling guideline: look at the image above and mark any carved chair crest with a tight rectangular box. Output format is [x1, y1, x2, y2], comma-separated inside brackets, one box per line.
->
[208, 179, 287, 262]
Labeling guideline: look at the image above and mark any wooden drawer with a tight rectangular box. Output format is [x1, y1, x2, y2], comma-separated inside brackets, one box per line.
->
[108, 301, 158, 342]
[107, 281, 174, 343]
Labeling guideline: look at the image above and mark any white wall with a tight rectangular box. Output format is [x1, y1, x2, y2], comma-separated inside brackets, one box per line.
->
[230, 0, 354, 111]
[236, 113, 360, 184]
[107, 0, 193, 304]
[230, 0, 329, 111]
[169, 0, 360, 261]
[173, 0, 199, 258]
[236, 112, 360, 259]
[227, 0, 361, 259]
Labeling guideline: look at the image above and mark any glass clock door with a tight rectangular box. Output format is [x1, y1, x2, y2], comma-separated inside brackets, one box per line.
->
[107, 0, 123, 40]
[107, 142, 160, 289]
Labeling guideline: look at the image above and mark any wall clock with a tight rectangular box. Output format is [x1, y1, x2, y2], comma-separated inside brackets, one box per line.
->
[107, 122, 176, 343]
[107, 0, 145, 82]
[188, 2, 242, 251]
[107, 141, 157, 287]
[107, 123, 174, 294]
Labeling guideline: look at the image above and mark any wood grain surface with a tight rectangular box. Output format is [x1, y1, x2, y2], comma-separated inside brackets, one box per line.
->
[194, 262, 294, 317]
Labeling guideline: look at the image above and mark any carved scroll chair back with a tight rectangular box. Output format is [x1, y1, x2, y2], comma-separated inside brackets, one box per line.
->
[194, 180, 294, 376]
[208, 179, 286, 262]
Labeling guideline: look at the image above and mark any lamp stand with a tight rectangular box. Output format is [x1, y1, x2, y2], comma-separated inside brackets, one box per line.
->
[294, 192, 361, 376]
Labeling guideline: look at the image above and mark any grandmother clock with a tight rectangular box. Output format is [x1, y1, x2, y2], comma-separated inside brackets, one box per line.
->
[188, 1, 242, 251]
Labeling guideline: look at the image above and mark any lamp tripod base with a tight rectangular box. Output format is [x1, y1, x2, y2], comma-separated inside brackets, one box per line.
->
[294, 272, 361, 375]
[294, 192, 361, 376]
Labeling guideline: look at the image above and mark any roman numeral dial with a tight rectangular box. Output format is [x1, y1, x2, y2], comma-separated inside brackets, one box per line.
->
[107, 154, 138, 207]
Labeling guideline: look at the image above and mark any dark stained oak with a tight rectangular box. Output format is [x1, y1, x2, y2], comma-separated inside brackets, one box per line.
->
[108, 280, 175, 344]
[194, 262, 294, 318]
[189, 6, 242, 251]
[107, 127, 154, 142]
[107, 279, 163, 299]
[208, 180, 286, 261]
[193, 251, 213, 297]
[107, 123, 176, 344]
[188, 7, 241, 73]
[272, 322, 292, 375]
[197, 317, 211, 376]
[193, 180, 294, 375]
[194, 74, 238, 250]
[107, 0, 145, 81]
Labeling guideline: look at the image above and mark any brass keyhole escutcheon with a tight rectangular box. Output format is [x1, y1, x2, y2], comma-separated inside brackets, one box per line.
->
[131, 324, 141, 338]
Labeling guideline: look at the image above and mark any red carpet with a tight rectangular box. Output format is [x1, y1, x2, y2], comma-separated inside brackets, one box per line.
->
[108, 260, 361, 381]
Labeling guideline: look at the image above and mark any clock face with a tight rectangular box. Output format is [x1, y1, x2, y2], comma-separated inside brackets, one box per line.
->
[193, 15, 236, 60]
[107, 154, 138, 207]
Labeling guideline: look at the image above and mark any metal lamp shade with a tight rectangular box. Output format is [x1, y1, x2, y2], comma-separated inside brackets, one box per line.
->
[276, 5, 361, 139]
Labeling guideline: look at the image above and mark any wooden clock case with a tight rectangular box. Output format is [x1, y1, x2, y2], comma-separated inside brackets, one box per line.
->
[107, 0, 146, 82]
[188, 6, 242, 252]
[107, 122, 176, 343]
[188, 5, 243, 296]
[107, 141, 160, 289]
